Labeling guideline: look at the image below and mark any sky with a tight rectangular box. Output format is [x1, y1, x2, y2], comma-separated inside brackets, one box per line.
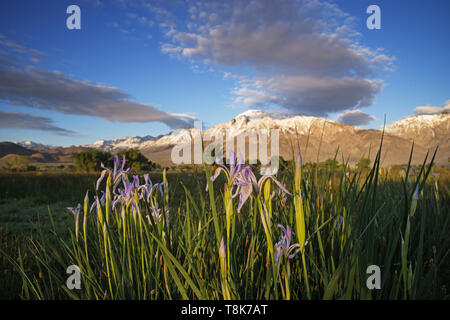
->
[0, 0, 449, 147]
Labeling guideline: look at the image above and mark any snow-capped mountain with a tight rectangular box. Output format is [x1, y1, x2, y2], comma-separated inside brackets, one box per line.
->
[88, 129, 202, 152]
[131, 110, 446, 166]
[385, 113, 449, 145]
[234, 109, 289, 120]
[8, 110, 449, 166]
[16, 141, 54, 149]
[207, 110, 338, 137]
[89, 135, 156, 151]
[89, 110, 342, 152]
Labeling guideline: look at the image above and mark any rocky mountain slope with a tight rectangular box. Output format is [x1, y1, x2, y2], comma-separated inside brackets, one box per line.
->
[4, 111, 449, 167]
[150, 111, 448, 166]
[135, 111, 449, 166]
[384, 114, 449, 159]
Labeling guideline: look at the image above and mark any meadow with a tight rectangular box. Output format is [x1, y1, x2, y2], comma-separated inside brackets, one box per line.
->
[0, 146, 449, 300]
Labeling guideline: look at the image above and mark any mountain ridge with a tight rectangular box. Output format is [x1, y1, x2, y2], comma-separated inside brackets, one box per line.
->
[6, 111, 450, 167]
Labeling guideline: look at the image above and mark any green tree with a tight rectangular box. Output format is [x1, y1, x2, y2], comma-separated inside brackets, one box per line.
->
[116, 149, 155, 173]
[71, 150, 112, 172]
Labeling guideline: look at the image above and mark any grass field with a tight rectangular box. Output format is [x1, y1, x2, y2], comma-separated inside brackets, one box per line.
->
[0, 147, 449, 300]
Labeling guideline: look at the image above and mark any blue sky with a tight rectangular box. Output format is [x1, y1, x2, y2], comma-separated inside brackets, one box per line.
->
[0, 0, 449, 147]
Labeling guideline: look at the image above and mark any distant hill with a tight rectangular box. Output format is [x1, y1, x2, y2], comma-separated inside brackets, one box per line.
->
[0, 142, 35, 158]
[0, 142, 92, 166]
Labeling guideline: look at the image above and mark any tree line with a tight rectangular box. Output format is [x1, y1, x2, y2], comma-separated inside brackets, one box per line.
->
[71, 149, 161, 173]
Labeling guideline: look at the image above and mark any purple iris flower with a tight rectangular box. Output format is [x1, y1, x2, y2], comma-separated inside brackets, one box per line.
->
[232, 167, 291, 213]
[146, 204, 169, 226]
[254, 174, 291, 196]
[118, 176, 136, 203]
[67, 204, 81, 218]
[413, 185, 419, 201]
[207, 150, 291, 213]
[206, 150, 256, 213]
[90, 156, 170, 219]
[133, 175, 140, 188]
[67, 204, 81, 240]
[338, 216, 344, 229]
[274, 224, 301, 266]
[137, 174, 162, 202]
[232, 166, 257, 212]
[90, 191, 106, 213]
[109, 176, 139, 214]
[111, 197, 122, 210]
[96, 170, 107, 191]
[206, 150, 245, 191]
[96, 154, 130, 190]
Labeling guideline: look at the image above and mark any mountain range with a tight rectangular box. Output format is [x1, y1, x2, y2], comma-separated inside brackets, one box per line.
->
[3, 110, 449, 167]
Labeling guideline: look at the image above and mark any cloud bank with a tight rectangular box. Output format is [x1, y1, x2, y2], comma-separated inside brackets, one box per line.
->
[154, 0, 394, 117]
[0, 38, 193, 133]
[336, 109, 376, 126]
[413, 100, 450, 115]
[0, 62, 193, 129]
[0, 111, 75, 135]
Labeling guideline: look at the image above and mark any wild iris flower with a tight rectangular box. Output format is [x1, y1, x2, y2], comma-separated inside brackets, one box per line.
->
[67, 204, 81, 240]
[410, 185, 420, 217]
[206, 150, 246, 191]
[90, 191, 106, 213]
[146, 203, 169, 226]
[338, 215, 344, 229]
[274, 224, 301, 267]
[235, 167, 291, 212]
[90, 155, 166, 219]
[207, 151, 291, 212]
[67, 204, 81, 218]
[114, 175, 139, 214]
[96, 154, 130, 191]
[138, 174, 163, 202]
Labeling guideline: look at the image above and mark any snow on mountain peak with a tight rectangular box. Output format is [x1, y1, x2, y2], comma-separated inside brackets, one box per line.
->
[235, 109, 288, 120]
[18, 112, 448, 154]
[236, 109, 271, 119]
[385, 113, 449, 132]
[88, 135, 157, 151]
[16, 141, 54, 149]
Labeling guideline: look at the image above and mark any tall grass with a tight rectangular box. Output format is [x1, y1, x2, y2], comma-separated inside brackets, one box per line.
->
[2, 142, 449, 300]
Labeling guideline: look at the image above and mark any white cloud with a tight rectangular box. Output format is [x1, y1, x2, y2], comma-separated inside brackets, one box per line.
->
[413, 100, 450, 115]
[153, 0, 394, 117]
